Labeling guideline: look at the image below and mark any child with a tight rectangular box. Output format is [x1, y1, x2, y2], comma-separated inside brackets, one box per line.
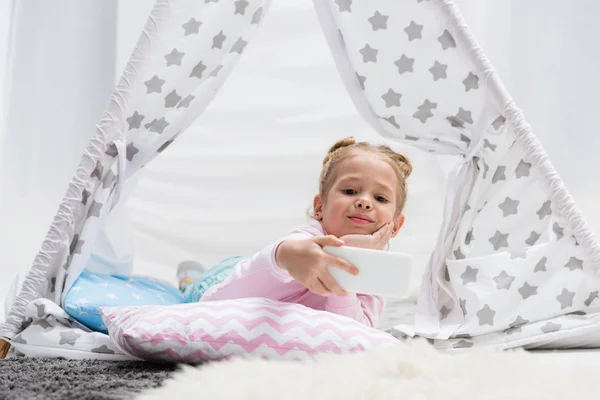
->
[178, 137, 412, 328]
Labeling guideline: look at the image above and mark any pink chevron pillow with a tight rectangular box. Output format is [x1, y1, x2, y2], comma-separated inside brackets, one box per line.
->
[99, 297, 398, 363]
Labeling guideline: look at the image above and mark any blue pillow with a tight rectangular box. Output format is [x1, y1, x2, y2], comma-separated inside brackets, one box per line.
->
[64, 270, 185, 334]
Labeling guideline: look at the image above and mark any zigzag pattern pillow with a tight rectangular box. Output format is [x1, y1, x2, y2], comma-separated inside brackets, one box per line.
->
[100, 298, 398, 362]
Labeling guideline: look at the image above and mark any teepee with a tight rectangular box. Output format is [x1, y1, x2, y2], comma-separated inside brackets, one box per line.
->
[2, 0, 600, 357]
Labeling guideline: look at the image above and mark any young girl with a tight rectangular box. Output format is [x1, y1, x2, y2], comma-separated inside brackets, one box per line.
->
[178, 137, 412, 328]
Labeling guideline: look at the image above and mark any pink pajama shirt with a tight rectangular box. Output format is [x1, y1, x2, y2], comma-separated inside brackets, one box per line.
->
[201, 219, 385, 328]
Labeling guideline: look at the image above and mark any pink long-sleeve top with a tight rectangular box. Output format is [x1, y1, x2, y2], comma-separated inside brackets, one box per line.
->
[201, 219, 385, 328]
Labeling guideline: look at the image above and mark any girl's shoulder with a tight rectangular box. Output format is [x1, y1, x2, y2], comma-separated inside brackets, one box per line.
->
[287, 219, 325, 238]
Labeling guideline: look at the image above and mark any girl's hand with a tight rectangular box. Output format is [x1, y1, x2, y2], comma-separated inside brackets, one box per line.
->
[275, 235, 359, 297]
[339, 222, 394, 250]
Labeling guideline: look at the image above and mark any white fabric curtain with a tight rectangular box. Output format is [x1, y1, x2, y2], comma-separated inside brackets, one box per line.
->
[0, 1, 118, 322]
[458, 0, 600, 237]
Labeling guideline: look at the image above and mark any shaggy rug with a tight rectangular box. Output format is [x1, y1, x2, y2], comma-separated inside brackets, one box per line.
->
[137, 340, 600, 400]
[0, 357, 177, 400]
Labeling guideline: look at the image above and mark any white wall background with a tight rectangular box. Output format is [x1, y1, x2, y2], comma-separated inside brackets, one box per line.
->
[2, 0, 600, 324]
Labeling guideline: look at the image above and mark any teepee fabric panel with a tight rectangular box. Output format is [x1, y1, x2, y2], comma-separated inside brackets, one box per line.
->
[0, 0, 272, 341]
[314, 0, 600, 345]
[9, 298, 130, 360]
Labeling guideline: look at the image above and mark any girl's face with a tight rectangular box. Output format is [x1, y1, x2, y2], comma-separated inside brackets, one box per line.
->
[313, 150, 405, 238]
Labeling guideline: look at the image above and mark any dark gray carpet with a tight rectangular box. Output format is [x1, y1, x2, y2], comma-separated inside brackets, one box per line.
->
[0, 357, 179, 400]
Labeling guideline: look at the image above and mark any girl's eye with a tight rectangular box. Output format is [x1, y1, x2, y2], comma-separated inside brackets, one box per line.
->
[375, 196, 388, 203]
[343, 189, 357, 195]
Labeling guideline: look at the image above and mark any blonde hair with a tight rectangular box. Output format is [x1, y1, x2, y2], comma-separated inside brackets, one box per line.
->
[319, 137, 412, 214]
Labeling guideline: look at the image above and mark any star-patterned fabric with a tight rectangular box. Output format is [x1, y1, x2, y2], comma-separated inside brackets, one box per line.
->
[1, 0, 272, 352]
[3, 0, 600, 356]
[314, 0, 600, 348]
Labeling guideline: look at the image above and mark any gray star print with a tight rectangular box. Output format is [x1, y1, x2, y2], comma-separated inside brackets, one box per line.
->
[456, 107, 473, 124]
[383, 116, 399, 128]
[534, 256, 547, 272]
[463, 72, 479, 91]
[460, 265, 478, 284]
[368, 11, 388, 30]
[429, 61, 447, 81]
[447, 116, 464, 128]
[381, 89, 402, 108]
[394, 54, 414, 74]
[182, 18, 201, 36]
[356, 73, 366, 90]
[335, 0, 352, 12]
[489, 230, 509, 250]
[105, 143, 118, 157]
[88, 200, 102, 218]
[59, 331, 81, 346]
[585, 291, 599, 307]
[518, 282, 538, 299]
[540, 322, 561, 334]
[565, 257, 583, 271]
[438, 29, 456, 50]
[92, 345, 115, 354]
[164, 48, 184, 66]
[483, 139, 497, 151]
[126, 143, 139, 161]
[498, 197, 519, 217]
[165, 90, 182, 108]
[406, 136, 419, 141]
[35, 302, 46, 318]
[510, 315, 529, 328]
[492, 166, 506, 183]
[556, 288, 576, 309]
[81, 189, 90, 205]
[453, 340, 473, 349]
[127, 111, 144, 130]
[231, 38, 248, 54]
[145, 117, 169, 134]
[536, 200, 552, 220]
[11, 335, 26, 344]
[453, 248, 465, 260]
[359, 44, 378, 63]
[465, 229, 474, 245]
[177, 95, 195, 109]
[553, 222, 564, 240]
[515, 159, 532, 178]
[460, 134, 471, 146]
[50, 277, 56, 293]
[477, 304, 495, 326]
[251, 7, 263, 24]
[404, 21, 423, 41]
[525, 231, 541, 246]
[440, 305, 451, 320]
[493, 270, 515, 290]
[144, 75, 165, 94]
[190, 61, 207, 79]
[492, 116, 506, 130]
[413, 99, 437, 123]
[34, 319, 52, 330]
[234, 0, 249, 15]
[212, 31, 227, 49]
[459, 298, 467, 315]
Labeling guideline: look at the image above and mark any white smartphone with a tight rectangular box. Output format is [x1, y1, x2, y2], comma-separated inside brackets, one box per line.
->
[322, 246, 413, 298]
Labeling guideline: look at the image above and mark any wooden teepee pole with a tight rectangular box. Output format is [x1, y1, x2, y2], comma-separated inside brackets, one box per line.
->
[0, 339, 11, 359]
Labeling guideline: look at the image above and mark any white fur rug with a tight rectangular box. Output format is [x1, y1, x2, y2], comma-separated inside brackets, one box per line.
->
[137, 340, 600, 400]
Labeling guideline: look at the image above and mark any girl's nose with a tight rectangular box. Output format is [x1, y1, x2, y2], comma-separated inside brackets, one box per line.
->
[355, 198, 372, 210]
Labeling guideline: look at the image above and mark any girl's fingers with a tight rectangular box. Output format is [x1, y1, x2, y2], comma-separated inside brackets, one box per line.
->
[324, 254, 359, 276]
[312, 235, 345, 248]
[319, 271, 348, 297]
[311, 278, 332, 296]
